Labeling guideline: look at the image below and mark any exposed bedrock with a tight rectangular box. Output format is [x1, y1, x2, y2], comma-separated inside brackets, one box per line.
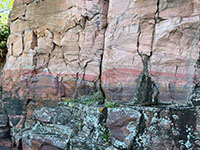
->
[1, 0, 200, 149]
[102, 0, 200, 104]
[2, 0, 200, 105]
[2, 0, 109, 100]
[1, 94, 200, 150]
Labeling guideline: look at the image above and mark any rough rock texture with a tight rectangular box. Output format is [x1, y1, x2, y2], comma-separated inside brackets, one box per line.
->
[102, 0, 200, 104]
[2, 0, 200, 105]
[3, 100, 110, 150]
[3, 0, 108, 99]
[1, 0, 200, 149]
[1, 94, 200, 150]
[107, 105, 200, 149]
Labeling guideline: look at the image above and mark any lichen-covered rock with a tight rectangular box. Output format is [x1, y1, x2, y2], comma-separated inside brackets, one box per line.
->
[1, 0, 200, 149]
[0, 101, 9, 139]
[107, 107, 141, 148]
[33, 106, 72, 125]
[0, 98, 14, 149]
[107, 105, 200, 149]
[12, 103, 109, 150]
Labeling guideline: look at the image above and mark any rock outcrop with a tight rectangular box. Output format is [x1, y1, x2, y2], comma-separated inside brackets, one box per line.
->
[2, 0, 200, 105]
[1, 94, 200, 150]
[102, 0, 200, 104]
[3, 0, 108, 100]
[1, 0, 200, 149]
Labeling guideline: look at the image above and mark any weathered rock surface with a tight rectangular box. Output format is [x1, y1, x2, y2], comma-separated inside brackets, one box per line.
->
[1, 94, 200, 150]
[107, 105, 200, 149]
[11, 102, 109, 150]
[3, 0, 108, 99]
[2, 0, 200, 105]
[102, 0, 200, 104]
[1, 0, 200, 149]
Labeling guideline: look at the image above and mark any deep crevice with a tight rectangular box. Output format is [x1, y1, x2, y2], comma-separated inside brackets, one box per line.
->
[133, 0, 160, 105]
[128, 111, 146, 150]
[97, 0, 110, 100]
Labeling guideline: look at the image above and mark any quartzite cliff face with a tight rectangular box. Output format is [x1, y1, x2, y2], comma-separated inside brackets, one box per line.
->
[3, 0, 109, 100]
[2, 0, 200, 105]
[1, 0, 200, 150]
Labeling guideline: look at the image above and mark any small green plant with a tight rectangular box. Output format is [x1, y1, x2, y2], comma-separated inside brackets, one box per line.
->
[0, 23, 9, 57]
[105, 101, 116, 108]
[63, 98, 73, 103]
[85, 89, 104, 105]
[100, 125, 110, 142]
[63, 89, 105, 106]
[102, 130, 110, 142]
[68, 102, 75, 109]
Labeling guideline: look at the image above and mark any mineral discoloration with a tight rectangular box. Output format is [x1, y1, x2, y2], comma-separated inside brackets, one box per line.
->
[1, 0, 200, 149]
[102, 0, 200, 104]
[3, 0, 109, 100]
[3, 0, 200, 105]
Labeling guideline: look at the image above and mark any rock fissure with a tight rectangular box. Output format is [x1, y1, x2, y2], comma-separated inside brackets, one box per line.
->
[133, 0, 161, 105]
[128, 110, 146, 150]
[1, 0, 200, 149]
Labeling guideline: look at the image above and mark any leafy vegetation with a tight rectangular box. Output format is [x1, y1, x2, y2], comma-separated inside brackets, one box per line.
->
[0, 0, 13, 63]
[102, 129, 110, 142]
[105, 101, 116, 108]
[63, 89, 105, 106]
[0, 0, 14, 24]
[0, 23, 9, 59]
[100, 125, 110, 143]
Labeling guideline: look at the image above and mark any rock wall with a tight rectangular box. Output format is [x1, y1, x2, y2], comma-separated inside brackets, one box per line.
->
[1, 96, 200, 150]
[1, 0, 200, 149]
[3, 0, 108, 99]
[102, 0, 200, 104]
[2, 0, 200, 105]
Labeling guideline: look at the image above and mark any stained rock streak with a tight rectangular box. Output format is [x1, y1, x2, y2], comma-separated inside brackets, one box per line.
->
[1, 0, 200, 149]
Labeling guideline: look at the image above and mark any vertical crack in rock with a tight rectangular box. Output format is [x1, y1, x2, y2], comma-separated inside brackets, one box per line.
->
[74, 0, 109, 98]
[45, 43, 56, 73]
[98, 48, 106, 98]
[133, 0, 160, 105]
[189, 25, 200, 105]
[73, 30, 83, 99]
[82, 60, 93, 81]
[61, 47, 68, 68]
[45, 29, 57, 72]
[151, 0, 160, 53]
[33, 50, 39, 74]
[98, 0, 109, 99]
[31, 31, 38, 50]
[22, 31, 25, 53]
[128, 110, 146, 150]
[175, 66, 178, 77]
